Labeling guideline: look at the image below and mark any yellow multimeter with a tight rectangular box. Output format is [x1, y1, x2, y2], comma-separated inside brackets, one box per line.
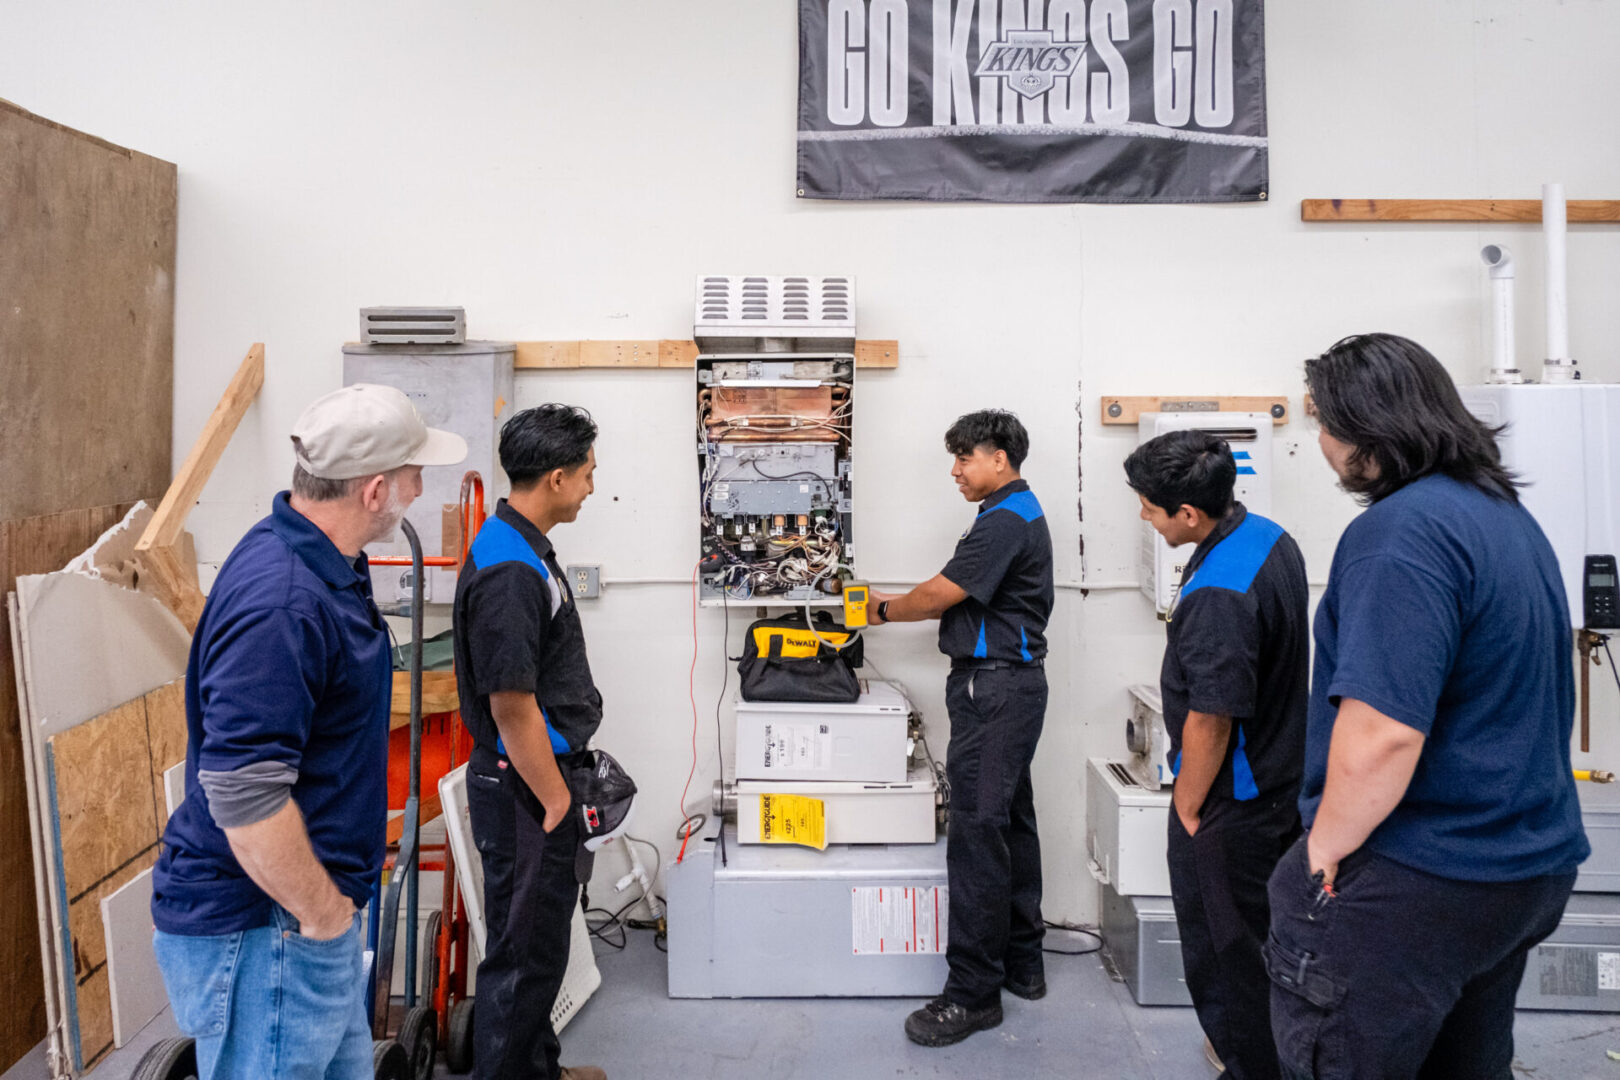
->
[842, 581, 870, 628]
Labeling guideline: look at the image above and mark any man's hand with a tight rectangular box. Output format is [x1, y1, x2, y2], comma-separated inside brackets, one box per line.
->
[1173, 793, 1201, 838]
[491, 690, 574, 834]
[300, 894, 358, 940]
[1306, 830, 1340, 890]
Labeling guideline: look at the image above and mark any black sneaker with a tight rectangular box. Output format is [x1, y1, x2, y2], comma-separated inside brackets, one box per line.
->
[1003, 971, 1047, 1000]
[904, 995, 1004, 1047]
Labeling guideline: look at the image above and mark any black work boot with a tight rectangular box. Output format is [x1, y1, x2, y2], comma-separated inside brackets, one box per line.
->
[904, 995, 1004, 1047]
[1003, 970, 1047, 1000]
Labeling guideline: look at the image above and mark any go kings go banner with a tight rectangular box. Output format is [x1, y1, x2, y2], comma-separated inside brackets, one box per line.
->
[797, 0, 1268, 203]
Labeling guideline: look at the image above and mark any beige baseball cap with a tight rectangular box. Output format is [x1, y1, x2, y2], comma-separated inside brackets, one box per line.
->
[290, 383, 468, 480]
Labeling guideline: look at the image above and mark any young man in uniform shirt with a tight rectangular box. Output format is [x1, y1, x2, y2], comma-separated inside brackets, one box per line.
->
[152, 385, 465, 1080]
[452, 405, 608, 1080]
[868, 409, 1054, 1047]
[1125, 429, 1309, 1080]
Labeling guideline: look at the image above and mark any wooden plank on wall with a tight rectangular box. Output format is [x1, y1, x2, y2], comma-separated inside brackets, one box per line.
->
[0, 503, 138, 1065]
[1301, 198, 1620, 223]
[514, 339, 899, 369]
[1100, 395, 1290, 425]
[0, 98, 176, 522]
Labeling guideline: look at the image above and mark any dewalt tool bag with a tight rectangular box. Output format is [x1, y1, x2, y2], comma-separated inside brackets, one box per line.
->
[738, 611, 864, 703]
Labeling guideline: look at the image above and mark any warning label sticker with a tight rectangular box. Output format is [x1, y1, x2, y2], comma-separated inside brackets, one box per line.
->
[1600, 952, 1620, 991]
[762, 722, 832, 771]
[852, 886, 948, 956]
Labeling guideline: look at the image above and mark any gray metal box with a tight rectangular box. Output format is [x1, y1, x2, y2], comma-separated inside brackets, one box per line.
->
[342, 341, 514, 606]
[1576, 783, 1620, 892]
[1517, 893, 1620, 1012]
[1100, 882, 1191, 1007]
[667, 822, 949, 998]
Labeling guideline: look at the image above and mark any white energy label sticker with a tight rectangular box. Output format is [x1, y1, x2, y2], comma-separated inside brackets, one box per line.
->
[1599, 952, 1620, 991]
[852, 886, 948, 956]
[762, 722, 831, 771]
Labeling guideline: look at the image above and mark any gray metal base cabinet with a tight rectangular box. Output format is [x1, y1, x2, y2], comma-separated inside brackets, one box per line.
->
[667, 822, 949, 998]
[1100, 882, 1192, 1007]
[1517, 893, 1620, 1012]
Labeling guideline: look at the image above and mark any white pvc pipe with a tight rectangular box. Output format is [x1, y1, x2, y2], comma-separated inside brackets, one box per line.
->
[1480, 244, 1521, 384]
[1543, 182, 1575, 381]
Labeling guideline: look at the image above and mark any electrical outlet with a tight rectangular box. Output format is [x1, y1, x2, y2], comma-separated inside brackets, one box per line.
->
[567, 564, 601, 599]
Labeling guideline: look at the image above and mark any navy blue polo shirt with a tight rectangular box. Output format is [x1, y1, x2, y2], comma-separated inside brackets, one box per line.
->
[452, 500, 603, 758]
[1161, 504, 1309, 811]
[938, 479, 1054, 663]
[152, 492, 392, 935]
[1300, 474, 1589, 881]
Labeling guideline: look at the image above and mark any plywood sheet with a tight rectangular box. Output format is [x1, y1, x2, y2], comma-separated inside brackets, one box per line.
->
[100, 868, 162, 1049]
[49, 699, 160, 900]
[75, 965, 113, 1072]
[0, 98, 176, 522]
[144, 681, 187, 833]
[14, 572, 190, 737]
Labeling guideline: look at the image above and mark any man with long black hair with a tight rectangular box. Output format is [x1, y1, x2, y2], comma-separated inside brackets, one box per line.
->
[1268, 334, 1588, 1079]
[867, 409, 1054, 1047]
[1125, 429, 1308, 1080]
[453, 405, 607, 1080]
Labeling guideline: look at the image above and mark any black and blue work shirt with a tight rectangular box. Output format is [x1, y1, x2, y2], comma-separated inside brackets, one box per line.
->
[938, 479, 1054, 663]
[1160, 503, 1308, 811]
[152, 492, 392, 935]
[453, 499, 602, 758]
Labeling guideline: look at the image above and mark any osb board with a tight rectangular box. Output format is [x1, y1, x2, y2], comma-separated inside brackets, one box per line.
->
[49, 698, 159, 900]
[143, 681, 187, 833]
[76, 964, 113, 1071]
[0, 503, 138, 1068]
[0, 98, 176, 522]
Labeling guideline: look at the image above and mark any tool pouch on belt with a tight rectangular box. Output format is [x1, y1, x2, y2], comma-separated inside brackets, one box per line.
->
[737, 611, 863, 703]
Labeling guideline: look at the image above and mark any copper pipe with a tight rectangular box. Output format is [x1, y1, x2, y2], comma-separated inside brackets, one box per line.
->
[1579, 630, 1600, 753]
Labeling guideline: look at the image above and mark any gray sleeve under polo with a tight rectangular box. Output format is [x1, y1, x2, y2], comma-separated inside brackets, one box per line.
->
[199, 760, 299, 828]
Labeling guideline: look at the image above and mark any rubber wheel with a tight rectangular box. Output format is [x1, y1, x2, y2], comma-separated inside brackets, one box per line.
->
[420, 910, 442, 1006]
[445, 998, 475, 1074]
[397, 1004, 437, 1080]
[132, 1037, 197, 1080]
[372, 1039, 409, 1080]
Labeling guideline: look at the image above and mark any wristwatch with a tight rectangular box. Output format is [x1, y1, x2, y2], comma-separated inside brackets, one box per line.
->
[877, 600, 891, 623]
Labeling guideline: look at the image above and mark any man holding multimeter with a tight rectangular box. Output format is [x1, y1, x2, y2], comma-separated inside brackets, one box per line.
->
[866, 409, 1054, 1048]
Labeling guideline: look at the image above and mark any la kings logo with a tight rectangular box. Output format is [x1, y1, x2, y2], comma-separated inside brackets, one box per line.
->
[974, 29, 1089, 99]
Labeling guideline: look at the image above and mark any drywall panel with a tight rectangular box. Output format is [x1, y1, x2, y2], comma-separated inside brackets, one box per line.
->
[0, 98, 175, 522]
[100, 868, 163, 1049]
[13, 573, 189, 738]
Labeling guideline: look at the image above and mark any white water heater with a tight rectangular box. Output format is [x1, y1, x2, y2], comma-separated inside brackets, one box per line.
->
[1458, 384, 1620, 630]
[1136, 412, 1275, 614]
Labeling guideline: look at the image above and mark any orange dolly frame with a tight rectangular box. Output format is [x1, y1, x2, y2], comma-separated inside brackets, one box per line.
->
[371, 472, 485, 1060]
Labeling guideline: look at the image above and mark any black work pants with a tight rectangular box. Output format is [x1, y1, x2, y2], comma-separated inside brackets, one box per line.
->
[466, 745, 583, 1080]
[1167, 790, 1301, 1080]
[1265, 834, 1576, 1080]
[942, 663, 1048, 1010]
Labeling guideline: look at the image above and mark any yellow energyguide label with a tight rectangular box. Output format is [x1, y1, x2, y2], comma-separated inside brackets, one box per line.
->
[759, 793, 828, 850]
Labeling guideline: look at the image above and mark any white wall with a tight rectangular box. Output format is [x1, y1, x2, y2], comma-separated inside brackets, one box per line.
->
[5, 0, 1619, 926]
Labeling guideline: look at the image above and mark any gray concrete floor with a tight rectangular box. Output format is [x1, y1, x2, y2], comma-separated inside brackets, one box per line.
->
[49, 931, 1620, 1079]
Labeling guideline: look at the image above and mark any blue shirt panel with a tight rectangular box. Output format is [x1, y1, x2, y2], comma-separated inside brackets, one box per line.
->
[1300, 475, 1589, 881]
[152, 493, 392, 935]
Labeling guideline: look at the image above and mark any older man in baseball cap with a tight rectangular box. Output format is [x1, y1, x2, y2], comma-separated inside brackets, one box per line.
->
[151, 384, 465, 1080]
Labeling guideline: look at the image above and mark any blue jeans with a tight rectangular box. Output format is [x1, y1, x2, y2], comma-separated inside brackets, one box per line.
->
[153, 904, 371, 1080]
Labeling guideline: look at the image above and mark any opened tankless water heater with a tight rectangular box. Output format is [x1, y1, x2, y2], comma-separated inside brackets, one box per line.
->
[1135, 412, 1274, 614]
